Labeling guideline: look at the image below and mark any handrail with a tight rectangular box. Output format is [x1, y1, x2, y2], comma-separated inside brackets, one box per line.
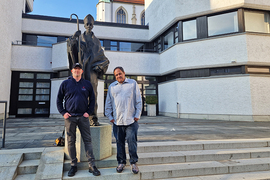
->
[0, 101, 7, 149]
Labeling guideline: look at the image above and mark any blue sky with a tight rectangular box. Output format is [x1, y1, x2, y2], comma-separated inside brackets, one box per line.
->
[30, 0, 98, 20]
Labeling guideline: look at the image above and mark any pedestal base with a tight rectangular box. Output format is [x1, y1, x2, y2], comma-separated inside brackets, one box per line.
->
[64, 123, 112, 162]
[147, 104, 156, 116]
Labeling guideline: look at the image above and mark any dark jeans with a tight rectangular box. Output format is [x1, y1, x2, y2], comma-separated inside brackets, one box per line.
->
[113, 121, 139, 164]
[65, 116, 95, 167]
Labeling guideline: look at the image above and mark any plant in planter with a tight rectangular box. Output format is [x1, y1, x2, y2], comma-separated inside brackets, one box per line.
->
[145, 95, 158, 116]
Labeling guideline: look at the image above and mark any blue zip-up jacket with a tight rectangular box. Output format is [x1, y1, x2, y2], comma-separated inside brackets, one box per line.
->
[56, 76, 95, 116]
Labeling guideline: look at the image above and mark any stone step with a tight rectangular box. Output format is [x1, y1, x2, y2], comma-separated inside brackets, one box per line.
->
[159, 170, 270, 180]
[113, 139, 270, 154]
[17, 159, 39, 175]
[64, 147, 270, 171]
[15, 174, 35, 180]
[62, 157, 270, 179]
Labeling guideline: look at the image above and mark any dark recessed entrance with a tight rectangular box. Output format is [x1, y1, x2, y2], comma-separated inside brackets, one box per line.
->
[9, 71, 52, 117]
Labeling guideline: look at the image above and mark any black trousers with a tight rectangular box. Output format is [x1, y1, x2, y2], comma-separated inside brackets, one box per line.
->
[65, 116, 95, 167]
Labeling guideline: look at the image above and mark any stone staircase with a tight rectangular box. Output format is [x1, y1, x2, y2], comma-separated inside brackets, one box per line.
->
[2, 139, 270, 179]
[62, 139, 270, 180]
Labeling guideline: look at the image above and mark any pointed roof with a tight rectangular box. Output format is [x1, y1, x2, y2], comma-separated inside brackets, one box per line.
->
[113, 0, 144, 5]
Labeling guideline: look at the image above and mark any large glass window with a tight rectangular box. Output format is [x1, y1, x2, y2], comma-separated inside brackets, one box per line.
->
[117, 9, 126, 24]
[22, 34, 67, 47]
[208, 11, 238, 36]
[244, 10, 270, 33]
[183, 20, 197, 40]
[164, 31, 174, 49]
[119, 42, 144, 52]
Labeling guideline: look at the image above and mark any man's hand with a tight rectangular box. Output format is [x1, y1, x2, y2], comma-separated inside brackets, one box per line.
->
[63, 112, 71, 119]
[110, 119, 115, 123]
[134, 117, 139, 122]
[83, 112, 89, 118]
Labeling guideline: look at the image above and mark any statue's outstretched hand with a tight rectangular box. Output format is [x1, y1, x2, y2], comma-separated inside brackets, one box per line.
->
[73, 30, 81, 38]
[93, 65, 102, 72]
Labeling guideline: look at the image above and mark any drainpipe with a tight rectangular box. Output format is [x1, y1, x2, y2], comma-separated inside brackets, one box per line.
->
[111, 0, 113, 22]
[177, 102, 180, 118]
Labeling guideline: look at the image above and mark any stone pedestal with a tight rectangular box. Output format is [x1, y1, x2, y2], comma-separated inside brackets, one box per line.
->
[147, 104, 156, 116]
[64, 123, 112, 161]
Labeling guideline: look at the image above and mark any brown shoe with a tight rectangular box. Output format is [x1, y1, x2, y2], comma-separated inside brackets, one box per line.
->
[116, 164, 126, 173]
[130, 163, 139, 174]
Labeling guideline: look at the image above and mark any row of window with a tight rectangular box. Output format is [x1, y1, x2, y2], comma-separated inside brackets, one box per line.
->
[22, 33, 156, 52]
[155, 9, 270, 52]
[20, 9, 270, 53]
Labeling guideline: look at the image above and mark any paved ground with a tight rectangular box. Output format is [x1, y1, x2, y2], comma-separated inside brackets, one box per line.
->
[1, 116, 270, 149]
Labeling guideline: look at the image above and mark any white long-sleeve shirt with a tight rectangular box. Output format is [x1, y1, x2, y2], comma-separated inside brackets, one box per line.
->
[105, 78, 142, 126]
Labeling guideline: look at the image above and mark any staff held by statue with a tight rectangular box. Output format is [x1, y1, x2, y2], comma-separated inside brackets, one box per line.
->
[69, 13, 84, 77]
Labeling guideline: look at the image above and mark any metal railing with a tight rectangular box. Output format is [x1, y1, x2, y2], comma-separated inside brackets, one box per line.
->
[0, 101, 7, 149]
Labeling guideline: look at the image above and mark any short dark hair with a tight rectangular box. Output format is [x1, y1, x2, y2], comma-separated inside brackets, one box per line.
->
[113, 66, 125, 73]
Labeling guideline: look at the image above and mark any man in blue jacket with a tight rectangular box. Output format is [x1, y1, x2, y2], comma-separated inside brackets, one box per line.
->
[57, 63, 100, 177]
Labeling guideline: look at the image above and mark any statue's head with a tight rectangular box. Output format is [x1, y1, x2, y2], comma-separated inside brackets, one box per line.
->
[84, 14, 94, 33]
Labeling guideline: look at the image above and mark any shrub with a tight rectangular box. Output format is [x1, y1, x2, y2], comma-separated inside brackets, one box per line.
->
[145, 95, 158, 104]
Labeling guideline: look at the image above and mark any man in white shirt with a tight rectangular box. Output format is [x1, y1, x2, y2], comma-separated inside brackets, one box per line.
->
[105, 66, 142, 174]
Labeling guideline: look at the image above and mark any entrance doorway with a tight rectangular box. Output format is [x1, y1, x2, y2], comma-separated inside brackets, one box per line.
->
[9, 71, 52, 117]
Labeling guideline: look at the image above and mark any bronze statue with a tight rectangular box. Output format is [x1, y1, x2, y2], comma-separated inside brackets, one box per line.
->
[67, 14, 110, 126]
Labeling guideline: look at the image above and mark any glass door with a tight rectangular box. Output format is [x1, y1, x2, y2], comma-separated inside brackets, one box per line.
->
[9, 72, 51, 117]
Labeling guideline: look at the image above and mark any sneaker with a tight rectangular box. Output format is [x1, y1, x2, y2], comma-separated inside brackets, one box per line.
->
[130, 163, 139, 174]
[89, 165, 101, 176]
[116, 164, 126, 173]
[68, 166, 77, 177]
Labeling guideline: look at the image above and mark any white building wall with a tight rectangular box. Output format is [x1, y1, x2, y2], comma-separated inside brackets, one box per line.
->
[52, 42, 69, 71]
[160, 34, 248, 75]
[96, 1, 112, 22]
[0, 0, 29, 115]
[145, 0, 270, 40]
[250, 76, 270, 118]
[11, 45, 52, 72]
[246, 34, 270, 64]
[22, 18, 149, 41]
[159, 76, 254, 121]
[52, 42, 159, 74]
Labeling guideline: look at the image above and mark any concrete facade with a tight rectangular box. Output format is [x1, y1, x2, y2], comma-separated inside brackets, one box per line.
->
[0, 0, 33, 115]
[1, 0, 270, 121]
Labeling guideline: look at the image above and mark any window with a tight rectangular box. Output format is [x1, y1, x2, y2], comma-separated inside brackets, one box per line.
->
[110, 41, 118, 51]
[164, 31, 174, 49]
[141, 11, 145, 25]
[22, 34, 67, 47]
[183, 20, 197, 40]
[119, 42, 144, 52]
[117, 9, 126, 24]
[244, 10, 270, 33]
[208, 11, 238, 36]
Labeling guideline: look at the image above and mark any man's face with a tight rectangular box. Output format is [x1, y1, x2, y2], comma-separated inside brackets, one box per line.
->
[114, 68, 125, 83]
[71, 67, 83, 78]
[84, 18, 94, 33]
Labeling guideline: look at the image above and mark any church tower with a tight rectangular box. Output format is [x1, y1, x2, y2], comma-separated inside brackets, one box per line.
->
[96, 0, 145, 25]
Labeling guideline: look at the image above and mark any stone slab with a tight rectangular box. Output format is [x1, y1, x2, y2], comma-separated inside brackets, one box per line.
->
[62, 166, 140, 180]
[0, 166, 17, 180]
[0, 153, 23, 167]
[35, 162, 63, 180]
